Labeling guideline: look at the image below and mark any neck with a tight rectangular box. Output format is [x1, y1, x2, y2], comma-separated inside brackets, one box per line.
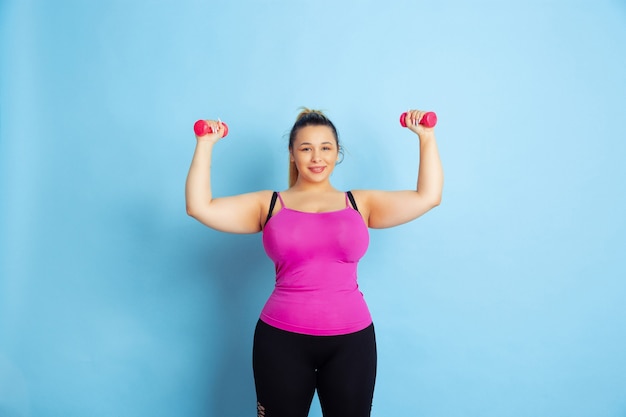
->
[290, 179, 336, 193]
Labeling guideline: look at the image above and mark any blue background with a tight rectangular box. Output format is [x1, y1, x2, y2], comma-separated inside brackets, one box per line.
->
[1, 1, 625, 416]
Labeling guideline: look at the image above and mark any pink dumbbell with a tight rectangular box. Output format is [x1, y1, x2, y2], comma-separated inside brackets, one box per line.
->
[399, 111, 437, 128]
[193, 119, 229, 138]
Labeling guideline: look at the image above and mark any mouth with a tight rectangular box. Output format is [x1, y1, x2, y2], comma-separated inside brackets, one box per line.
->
[309, 166, 326, 174]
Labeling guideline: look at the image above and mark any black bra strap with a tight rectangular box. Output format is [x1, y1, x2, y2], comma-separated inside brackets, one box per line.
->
[265, 191, 278, 225]
[346, 191, 359, 213]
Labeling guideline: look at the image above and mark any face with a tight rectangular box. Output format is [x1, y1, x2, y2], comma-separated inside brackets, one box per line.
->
[290, 125, 339, 185]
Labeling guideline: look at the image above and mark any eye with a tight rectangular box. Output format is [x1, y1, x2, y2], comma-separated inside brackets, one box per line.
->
[323, 146, 333, 151]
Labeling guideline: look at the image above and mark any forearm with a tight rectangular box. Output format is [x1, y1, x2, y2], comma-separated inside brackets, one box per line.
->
[416, 132, 444, 205]
[185, 141, 215, 216]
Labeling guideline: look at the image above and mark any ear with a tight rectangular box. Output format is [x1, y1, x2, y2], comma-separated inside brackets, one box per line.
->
[289, 150, 295, 162]
[336, 148, 344, 164]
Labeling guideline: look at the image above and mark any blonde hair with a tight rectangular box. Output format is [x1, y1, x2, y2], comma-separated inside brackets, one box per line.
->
[288, 108, 340, 187]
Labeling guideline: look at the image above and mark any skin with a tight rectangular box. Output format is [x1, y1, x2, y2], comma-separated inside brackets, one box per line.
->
[185, 109, 443, 233]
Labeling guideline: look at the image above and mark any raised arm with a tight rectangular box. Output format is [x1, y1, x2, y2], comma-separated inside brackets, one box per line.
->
[356, 109, 444, 229]
[185, 120, 268, 234]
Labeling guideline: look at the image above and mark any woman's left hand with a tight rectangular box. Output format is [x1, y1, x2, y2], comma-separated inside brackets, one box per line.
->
[404, 109, 434, 137]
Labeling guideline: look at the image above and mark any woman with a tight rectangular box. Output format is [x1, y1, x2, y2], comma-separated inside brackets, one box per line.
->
[185, 108, 443, 417]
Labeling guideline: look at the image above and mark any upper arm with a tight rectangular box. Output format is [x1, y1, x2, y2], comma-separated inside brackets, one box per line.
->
[187, 190, 272, 234]
[353, 189, 441, 229]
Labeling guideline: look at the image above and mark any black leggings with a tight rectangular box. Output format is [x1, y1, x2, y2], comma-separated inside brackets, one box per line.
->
[252, 320, 377, 417]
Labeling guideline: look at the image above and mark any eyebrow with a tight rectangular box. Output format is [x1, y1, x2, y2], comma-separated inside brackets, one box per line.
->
[298, 141, 335, 146]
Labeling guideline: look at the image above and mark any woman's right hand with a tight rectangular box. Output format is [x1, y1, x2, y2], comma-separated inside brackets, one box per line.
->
[195, 119, 227, 144]
[404, 110, 434, 138]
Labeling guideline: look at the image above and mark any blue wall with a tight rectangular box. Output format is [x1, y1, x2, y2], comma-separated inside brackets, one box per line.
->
[1, 1, 625, 416]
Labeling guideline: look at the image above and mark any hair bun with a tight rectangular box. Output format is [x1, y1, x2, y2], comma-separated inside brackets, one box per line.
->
[296, 107, 327, 121]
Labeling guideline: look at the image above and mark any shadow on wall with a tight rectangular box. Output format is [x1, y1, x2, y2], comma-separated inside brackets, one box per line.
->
[190, 230, 271, 416]
[0, 353, 29, 417]
[175, 126, 282, 416]
[215, 233, 269, 416]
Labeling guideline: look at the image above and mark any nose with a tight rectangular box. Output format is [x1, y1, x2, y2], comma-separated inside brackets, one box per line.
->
[310, 149, 322, 161]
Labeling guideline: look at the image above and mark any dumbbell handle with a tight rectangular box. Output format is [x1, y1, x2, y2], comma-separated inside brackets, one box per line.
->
[193, 119, 229, 138]
[400, 111, 437, 128]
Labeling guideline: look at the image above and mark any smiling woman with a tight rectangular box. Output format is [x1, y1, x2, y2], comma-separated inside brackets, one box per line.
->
[185, 107, 443, 416]
[186, 109, 443, 417]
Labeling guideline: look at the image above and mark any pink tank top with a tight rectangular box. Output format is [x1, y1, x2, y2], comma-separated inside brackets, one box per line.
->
[260, 192, 372, 336]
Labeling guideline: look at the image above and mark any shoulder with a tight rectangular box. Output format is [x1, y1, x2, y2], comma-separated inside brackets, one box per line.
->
[217, 190, 275, 210]
[344, 190, 375, 222]
[346, 189, 405, 228]
[255, 189, 277, 199]
[252, 190, 276, 205]
[347, 189, 380, 203]
[235, 190, 276, 229]
[348, 189, 391, 206]
[256, 190, 281, 212]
